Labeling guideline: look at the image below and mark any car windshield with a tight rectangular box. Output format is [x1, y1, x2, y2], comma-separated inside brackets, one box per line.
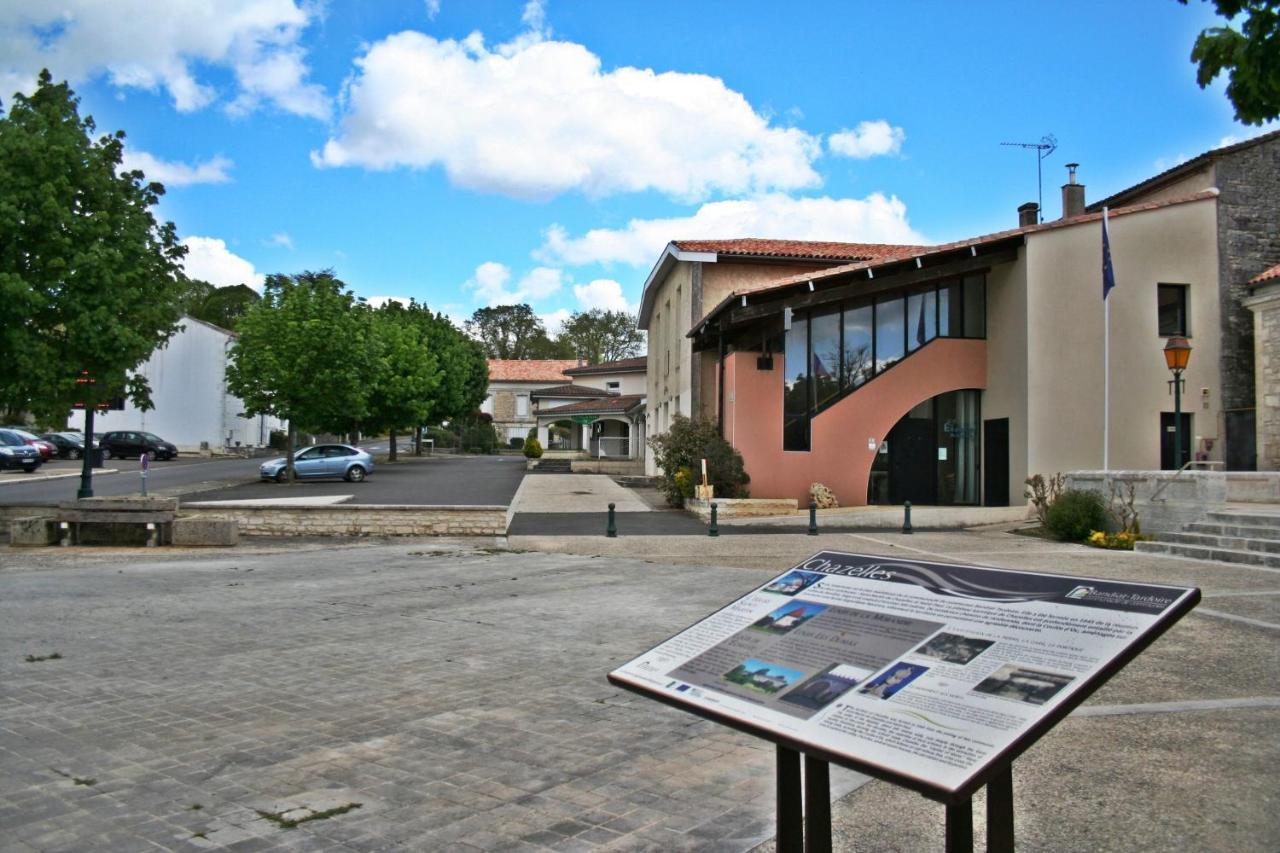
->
[140, 433, 163, 441]
[8, 429, 37, 440]
[0, 432, 24, 447]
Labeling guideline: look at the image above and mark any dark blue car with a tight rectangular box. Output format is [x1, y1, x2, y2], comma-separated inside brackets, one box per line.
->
[0, 429, 43, 473]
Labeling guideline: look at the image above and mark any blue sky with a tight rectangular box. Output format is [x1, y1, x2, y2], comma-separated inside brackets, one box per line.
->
[1, 1, 1265, 332]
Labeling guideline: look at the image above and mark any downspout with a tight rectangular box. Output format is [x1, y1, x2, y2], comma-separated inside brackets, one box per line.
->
[717, 333, 726, 437]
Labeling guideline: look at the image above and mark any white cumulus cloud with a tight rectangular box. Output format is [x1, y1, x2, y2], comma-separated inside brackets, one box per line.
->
[538, 192, 926, 268]
[366, 295, 412, 308]
[540, 308, 571, 335]
[266, 232, 294, 249]
[828, 120, 905, 159]
[181, 236, 265, 291]
[120, 150, 232, 186]
[573, 279, 633, 313]
[312, 28, 820, 200]
[0, 1, 328, 119]
[466, 262, 565, 306]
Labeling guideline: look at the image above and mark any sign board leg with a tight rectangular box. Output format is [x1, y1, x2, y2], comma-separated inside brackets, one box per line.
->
[776, 745, 804, 853]
[945, 797, 973, 853]
[986, 765, 1014, 852]
[803, 755, 831, 853]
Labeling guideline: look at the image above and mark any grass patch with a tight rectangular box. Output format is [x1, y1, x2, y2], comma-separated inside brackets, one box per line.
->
[51, 768, 96, 786]
[25, 652, 62, 663]
[1009, 525, 1054, 540]
[256, 802, 362, 830]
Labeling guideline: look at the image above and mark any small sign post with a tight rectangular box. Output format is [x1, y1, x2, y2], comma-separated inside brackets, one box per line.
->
[609, 551, 1199, 852]
[139, 452, 149, 497]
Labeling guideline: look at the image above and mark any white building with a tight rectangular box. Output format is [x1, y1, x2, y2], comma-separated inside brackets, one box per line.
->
[532, 357, 648, 461]
[87, 316, 284, 452]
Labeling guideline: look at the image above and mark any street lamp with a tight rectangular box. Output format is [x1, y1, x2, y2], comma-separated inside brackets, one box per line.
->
[1163, 336, 1192, 470]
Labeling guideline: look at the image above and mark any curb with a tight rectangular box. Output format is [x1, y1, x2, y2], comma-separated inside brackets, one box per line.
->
[0, 468, 119, 486]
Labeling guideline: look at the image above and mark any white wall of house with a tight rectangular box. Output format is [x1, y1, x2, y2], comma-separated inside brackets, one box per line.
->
[86, 316, 283, 451]
[574, 370, 646, 395]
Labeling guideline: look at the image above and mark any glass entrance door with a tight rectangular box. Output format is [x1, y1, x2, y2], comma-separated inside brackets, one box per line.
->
[871, 390, 981, 506]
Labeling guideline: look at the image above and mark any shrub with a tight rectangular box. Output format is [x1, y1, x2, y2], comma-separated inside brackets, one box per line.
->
[1086, 530, 1152, 550]
[648, 414, 749, 507]
[523, 437, 544, 459]
[1045, 489, 1107, 542]
[508, 436, 525, 449]
[1024, 473, 1065, 525]
[268, 430, 288, 450]
[460, 422, 498, 454]
[426, 426, 458, 448]
[673, 466, 695, 501]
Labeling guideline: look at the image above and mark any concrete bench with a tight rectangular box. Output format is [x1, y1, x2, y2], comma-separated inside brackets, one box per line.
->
[55, 497, 178, 546]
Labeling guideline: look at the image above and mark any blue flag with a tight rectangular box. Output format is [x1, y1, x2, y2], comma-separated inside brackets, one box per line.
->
[1102, 208, 1116, 300]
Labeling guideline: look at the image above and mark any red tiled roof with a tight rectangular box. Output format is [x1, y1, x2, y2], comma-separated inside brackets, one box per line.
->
[529, 384, 618, 399]
[672, 238, 923, 262]
[538, 395, 645, 416]
[486, 359, 578, 382]
[693, 189, 1221, 333]
[1251, 263, 1280, 286]
[562, 356, 647, 375]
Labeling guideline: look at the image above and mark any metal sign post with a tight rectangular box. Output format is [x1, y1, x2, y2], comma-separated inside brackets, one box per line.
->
[609, 551, 1199, 852]
[139, 452, 149, 496]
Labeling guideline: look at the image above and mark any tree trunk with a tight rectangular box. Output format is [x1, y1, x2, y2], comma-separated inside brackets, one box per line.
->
[414, 425, 423, 456]
[389, 429, 398, 462]
[286, 422, 297, 484]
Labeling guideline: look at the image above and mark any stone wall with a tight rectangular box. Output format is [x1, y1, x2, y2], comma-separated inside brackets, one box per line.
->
[1066, 470, 1226, 534]
[1216, 136, 1280, 466]
[1247, 285, 1280, 469]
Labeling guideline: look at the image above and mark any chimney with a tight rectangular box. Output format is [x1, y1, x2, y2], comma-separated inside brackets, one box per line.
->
[1061, 163, 1085, 219]
[1017, 202, 1039, 227]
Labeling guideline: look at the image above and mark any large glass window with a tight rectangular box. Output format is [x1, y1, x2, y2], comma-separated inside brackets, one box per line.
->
[907, 288, 936, 352]
[841, 303, 874, 390]
[1158, 284, 1188, 336]
[939, 280, 960, 337]
[811, 310, 841, 408]
[963, 274, 986, 338]
[875, 296, 905, 372]
[783, 317, 810, 451]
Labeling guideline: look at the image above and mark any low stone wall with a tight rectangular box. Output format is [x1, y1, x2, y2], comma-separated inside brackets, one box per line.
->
[179, 504, 508, 537]
[1066, 470, 1226, 534]
[685, 497, 799, 521]
[570, 460, 645, 475]
[1225, 472, 1280, 502]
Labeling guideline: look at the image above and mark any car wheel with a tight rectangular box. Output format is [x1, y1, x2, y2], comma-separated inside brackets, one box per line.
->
[22, 465, 37, 474]
[73, 449, 83, 459]
[345, 465, 366, 483]
[101, 448, 112, 460]
[145, 449, 157, 462]
[274, 469, 288, 483]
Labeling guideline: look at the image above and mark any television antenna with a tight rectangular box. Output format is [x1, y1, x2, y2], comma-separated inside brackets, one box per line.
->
[1001, 134, 1057, 223]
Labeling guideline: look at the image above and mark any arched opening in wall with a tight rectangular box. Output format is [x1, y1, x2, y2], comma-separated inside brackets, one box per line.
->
[868, 389, 981, 506]
[589, 417, 632, 458]
[546, 420, 580, 451]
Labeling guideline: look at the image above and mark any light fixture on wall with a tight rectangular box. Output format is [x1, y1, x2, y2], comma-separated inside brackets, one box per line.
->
[1163, 336, 1192, 469]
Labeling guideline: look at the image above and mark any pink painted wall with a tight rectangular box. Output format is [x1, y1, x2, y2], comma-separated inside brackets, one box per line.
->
[723, 338, 988, 505]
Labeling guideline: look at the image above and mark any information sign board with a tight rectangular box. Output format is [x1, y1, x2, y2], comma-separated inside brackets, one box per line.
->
[609, 551, 1199, 802]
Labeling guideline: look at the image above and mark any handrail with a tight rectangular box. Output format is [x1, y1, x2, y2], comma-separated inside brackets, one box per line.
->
[1148, 460, 1224, 503]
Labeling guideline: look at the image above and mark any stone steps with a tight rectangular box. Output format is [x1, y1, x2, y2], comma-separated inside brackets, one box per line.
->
[531, 459, 573, 474]
[1136, 508, 1280, 567]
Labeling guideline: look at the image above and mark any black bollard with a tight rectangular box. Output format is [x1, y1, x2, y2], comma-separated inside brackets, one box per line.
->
[808, 501, 818, 536]
[607, 502, 617, 538]
[902, 500, 913, 534]
[709, 502, 719, 537]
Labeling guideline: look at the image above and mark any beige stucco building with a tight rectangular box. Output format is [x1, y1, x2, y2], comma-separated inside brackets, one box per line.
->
[639, 163, 1240, 506]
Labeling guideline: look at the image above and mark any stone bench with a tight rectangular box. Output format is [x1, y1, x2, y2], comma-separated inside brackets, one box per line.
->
[55, 497, 178, 546]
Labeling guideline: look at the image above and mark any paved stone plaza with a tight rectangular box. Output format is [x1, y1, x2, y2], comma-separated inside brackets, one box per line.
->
[2, 530, 1278, 851]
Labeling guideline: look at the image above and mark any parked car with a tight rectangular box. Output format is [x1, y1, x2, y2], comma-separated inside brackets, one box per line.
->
[260, 444, 374, 482]
[99, 431, 178, 461]
[2, 427, 56, 460]
[0, 430, 43, 473]
[40, 432, 87, 459]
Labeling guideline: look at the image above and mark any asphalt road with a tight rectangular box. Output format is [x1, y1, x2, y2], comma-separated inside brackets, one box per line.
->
[0, 444, 528, 508]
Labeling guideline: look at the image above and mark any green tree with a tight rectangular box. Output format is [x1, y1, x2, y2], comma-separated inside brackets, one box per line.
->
[401, 304, 488, 454]
[1180, 0, 1280, 124]
[186, 283, 261, 331]
[226, 270, 377, 480]
[364, 302, 441, 461]
[648, 415, 750, 507]
[0, 70, 188, 425]
[557, 309, 644, 364]
[466, 304, 549, 359]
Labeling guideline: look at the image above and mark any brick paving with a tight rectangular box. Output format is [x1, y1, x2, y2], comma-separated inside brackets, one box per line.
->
[0, 542, 846, 852]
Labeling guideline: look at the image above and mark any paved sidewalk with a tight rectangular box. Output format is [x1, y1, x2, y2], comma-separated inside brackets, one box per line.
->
[512, 474, 651, 514]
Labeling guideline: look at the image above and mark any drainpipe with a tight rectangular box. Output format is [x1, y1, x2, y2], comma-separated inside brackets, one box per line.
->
[717, 333, 727, 437]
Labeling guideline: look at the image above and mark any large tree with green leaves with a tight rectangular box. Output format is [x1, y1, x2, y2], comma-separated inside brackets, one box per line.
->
[557, 309, 644, 364]
[186, 283, 261, 331]
[466, 303, 551, 359]
[226, 270, 378, 480]
[0, 70, 188, 423]
[1179, 0, 1280, 125]
[364, 302, 442, 460]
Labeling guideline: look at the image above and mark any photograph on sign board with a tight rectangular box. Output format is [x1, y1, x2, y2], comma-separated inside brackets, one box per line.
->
[859, 662, 929, 699]
[779, 665, 866, 711]
[972, 663, 1075, 706]
[750, 601, 828, 635]
[913, 632, 996, 666]
[763, 570, 823, 596]
[724, 659, 805, 696]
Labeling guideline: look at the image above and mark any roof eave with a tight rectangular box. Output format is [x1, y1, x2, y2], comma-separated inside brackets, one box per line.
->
[637, 243, 718, 330]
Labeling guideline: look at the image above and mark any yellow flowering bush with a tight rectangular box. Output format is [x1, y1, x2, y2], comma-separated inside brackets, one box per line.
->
[1085, 530, 1150, 550]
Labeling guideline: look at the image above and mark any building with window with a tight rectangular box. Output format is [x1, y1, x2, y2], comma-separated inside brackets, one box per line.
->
[531, 357, 648, 461]
[481, 360, 578, 446]
[638, 139, 1275, 507]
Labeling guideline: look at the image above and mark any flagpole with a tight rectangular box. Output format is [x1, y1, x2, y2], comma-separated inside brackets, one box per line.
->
[1103, 207, 1111, 472]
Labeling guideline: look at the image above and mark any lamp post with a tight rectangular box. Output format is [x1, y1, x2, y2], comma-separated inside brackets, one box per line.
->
[1163, 336, 1192, 470]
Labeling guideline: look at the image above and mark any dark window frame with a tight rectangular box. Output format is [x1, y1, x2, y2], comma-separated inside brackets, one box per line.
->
[1157, 283, 1189, 337]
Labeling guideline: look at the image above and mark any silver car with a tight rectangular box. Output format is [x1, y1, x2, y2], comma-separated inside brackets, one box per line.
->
[0, 429, 43, 472]
[260, 444, 374, 482]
